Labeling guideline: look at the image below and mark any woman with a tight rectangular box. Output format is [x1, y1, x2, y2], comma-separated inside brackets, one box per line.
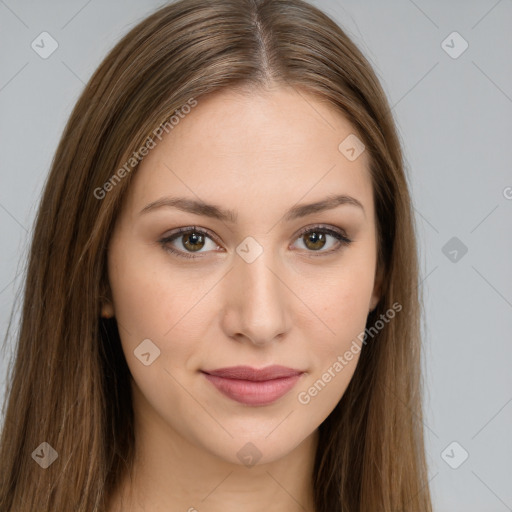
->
[0, 0, 432, 510]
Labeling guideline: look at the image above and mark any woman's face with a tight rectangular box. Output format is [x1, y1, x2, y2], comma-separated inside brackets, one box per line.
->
[106, 85, 381, 466]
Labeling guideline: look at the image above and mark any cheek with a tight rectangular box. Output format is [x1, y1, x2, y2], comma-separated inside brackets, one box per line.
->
[107, 243, 214, 381]
[292, 276, 368, 415]
[310, 264, 375, 346]
[107, 248, 201, 412]
[108, 257, 166, 340]
[108, 241, 197, 339]
[296, 251, 376, 401]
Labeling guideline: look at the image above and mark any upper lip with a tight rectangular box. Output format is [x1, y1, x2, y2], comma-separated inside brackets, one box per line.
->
[202, 365, 303, 381]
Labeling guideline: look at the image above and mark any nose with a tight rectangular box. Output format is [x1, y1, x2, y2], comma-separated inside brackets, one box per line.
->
[220, 243, 292, 347]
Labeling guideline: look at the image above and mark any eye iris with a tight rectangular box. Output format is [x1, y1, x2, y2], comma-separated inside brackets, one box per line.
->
[182, 232, 205, 251]
[304, 231, 326, 250]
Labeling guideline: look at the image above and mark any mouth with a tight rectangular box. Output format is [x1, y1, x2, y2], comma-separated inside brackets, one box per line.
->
[201, 365, 305, 406]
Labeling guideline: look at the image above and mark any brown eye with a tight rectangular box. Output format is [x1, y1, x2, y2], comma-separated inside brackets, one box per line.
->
[292, 225, 352, 256]
[159, 227, 220, 259]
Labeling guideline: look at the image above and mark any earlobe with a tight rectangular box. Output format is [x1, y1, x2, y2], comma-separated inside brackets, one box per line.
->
[99, 278, 115, 318]
[101, 301, 115, 318]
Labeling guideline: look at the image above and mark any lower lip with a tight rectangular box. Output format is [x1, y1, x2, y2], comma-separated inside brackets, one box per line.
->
[202, 372, 302, 406]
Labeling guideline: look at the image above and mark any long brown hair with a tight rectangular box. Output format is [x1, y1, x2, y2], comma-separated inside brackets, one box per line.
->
[0, 0, 432, 510]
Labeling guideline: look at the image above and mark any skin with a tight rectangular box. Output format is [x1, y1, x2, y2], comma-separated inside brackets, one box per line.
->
[104, 84, 381, 512]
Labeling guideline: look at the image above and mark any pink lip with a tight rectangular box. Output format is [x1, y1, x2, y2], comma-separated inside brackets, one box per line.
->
[201, 365, 304, 406]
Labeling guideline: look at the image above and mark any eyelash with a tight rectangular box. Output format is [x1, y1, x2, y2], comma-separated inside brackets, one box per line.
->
[158, 224, 352, 260]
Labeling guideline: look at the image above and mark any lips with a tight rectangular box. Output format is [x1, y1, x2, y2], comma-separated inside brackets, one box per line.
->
[201, 365, 304, 406]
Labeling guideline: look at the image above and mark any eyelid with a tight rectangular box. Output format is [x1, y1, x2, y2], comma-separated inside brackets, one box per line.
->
[293, 223, 350, 243]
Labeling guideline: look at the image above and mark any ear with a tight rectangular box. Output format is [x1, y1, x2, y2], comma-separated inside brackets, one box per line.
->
[369, 262, 384, 312]
[99, 275, 115, 318]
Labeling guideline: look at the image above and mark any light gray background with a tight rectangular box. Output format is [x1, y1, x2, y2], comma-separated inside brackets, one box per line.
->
[1, 1, 511, 510]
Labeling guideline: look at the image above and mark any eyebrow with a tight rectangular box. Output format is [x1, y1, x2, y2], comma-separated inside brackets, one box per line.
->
[139, 194, 365, 222]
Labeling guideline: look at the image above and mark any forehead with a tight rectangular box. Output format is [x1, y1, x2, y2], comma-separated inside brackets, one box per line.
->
[123, 86, 374, 222]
